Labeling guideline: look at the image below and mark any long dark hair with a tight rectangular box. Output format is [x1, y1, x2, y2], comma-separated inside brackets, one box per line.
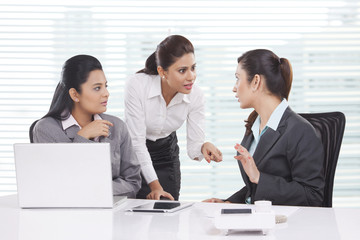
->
[137, 35, 195, 75]
[43, 54, 103, 120]
[238, 49, 293, 135]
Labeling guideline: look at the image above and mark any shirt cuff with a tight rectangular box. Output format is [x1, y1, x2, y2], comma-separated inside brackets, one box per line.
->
[141, 164, 158, 184]
[188, 142, 204, 161]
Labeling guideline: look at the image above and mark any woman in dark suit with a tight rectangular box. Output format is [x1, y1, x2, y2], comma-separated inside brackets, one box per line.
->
[204, 49, 325, 206]
[32, 55, 141, 198]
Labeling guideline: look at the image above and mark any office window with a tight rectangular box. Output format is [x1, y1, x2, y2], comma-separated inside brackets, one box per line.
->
[0, 0, 359, 207]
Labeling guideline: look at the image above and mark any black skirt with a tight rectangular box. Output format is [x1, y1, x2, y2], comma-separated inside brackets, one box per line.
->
[136, 131, 181, 200]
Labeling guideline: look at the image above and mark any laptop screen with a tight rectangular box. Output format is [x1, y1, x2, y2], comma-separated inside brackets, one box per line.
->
[14, 143, 114, 208]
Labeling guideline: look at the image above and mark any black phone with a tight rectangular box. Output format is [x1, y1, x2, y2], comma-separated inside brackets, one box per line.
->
[221, 208, 252, 214]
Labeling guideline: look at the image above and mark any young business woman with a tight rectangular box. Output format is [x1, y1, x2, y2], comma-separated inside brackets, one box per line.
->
[204, 49, 325, 206]
[124, 35, 222, 200]
[32, 55, 141, 198]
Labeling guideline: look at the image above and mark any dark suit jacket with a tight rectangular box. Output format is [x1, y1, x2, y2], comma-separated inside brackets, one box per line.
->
[32, 113, 141, 198]
[227, 107, 325, 206]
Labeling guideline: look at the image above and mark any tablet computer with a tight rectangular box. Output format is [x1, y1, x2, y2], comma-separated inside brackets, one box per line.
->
[127, 201, 194, 213]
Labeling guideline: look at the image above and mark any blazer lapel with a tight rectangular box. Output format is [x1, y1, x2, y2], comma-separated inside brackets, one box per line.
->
[252, 108, 291, 166]
[64, 125, 80, 140]
[241, 132, 253, 150]
[252, 128, 281, 166]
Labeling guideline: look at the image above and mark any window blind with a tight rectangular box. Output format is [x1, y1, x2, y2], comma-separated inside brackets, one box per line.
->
[0, 0, 359, 207]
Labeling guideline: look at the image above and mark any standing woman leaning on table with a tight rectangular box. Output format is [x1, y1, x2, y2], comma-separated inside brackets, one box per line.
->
[124, 35, 223, 201]
[31, 55, 141, 198]
[204, 49, 325, 206]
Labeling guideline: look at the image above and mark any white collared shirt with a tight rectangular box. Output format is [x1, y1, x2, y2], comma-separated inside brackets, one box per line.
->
[62, 114, 102, 142]
[124, 73, 205, 184]
[249, 99, 289, 155]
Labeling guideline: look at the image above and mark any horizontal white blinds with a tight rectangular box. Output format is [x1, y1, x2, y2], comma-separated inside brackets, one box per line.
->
[0, 0, 359, 207]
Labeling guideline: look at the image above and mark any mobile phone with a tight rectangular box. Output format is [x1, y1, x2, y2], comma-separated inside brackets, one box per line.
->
[221, 208, 252, 214]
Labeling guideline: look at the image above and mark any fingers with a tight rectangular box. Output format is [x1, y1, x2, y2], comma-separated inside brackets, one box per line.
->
[102, 120, 114, 127]
[213, 149, 223, 162]
[146, 191, 174, 201]
[234, 152, 251, 165]
[94, 120, 113, 127]
[78, 120, 113, 139]
[202, 142, 223, 163]
[202, 198, 224, 203]
[208, 149, 222, 162]
[99, 124, 110, 137]
[234, 143, 252, 158]
[233, 144, 260, 184]
[234, 143, 253, 166]
[146, 192, 159, 200]
[162, 192, 175, 201]
[234, 143, 247, 155]
[97, 120, 113, 137]
[203, 152, 211, 163]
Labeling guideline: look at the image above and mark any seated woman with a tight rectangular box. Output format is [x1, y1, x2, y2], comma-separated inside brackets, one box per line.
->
[32, 54, 141, 198]
[204, 49, 325, 206]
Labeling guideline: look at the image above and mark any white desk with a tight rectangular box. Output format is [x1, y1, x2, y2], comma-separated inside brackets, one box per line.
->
[1, 194, 359, 240]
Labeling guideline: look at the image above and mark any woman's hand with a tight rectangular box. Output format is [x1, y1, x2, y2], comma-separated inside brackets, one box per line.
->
[147, 189, 174, 201]
[77, 120, 113, 139]
[147, 180, 175, 200]
[201, 142, 223, 163]
[202, 198, 230, 203]
[234, 143, 260, 184]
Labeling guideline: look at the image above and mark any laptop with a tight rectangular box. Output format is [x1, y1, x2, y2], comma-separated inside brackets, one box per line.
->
[14, 143, 126, 208]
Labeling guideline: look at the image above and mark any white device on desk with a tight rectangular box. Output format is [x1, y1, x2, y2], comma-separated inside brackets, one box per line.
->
[14, 143, 126, 208]
[214, 200, 275, 235]
[127, 201, 194, 213]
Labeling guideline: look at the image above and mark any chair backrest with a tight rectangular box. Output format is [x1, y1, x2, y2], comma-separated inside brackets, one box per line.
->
[299, 112, 345, 207]
[29, 120, 39, 143]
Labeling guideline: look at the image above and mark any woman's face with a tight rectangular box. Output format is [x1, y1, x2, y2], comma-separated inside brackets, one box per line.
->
[233, 63, 253, 109]
[163, 53, 196, 94]
[75, 69, 109, 115]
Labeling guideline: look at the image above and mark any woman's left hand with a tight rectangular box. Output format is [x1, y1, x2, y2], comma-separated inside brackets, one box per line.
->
[201, 142, 223, 163]
[234, 143, 260, 184]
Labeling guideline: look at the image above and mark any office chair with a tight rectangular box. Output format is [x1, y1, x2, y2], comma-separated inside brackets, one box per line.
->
[299, 112, 346, 207]
[29, 120, 39, 143]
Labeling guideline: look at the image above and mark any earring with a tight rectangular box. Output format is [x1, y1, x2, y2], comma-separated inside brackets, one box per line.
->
[75, 99, 79, 102]
[162, 76, 165, 79]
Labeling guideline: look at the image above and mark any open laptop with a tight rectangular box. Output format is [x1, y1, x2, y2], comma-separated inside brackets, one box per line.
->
[14, 143, 126, 208]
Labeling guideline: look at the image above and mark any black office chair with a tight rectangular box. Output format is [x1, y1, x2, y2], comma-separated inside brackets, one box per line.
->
[29, 120, 39, 143]
[299, 112, 346, 207]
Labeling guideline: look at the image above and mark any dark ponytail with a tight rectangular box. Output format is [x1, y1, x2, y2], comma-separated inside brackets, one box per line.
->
[137, 35, 194, 76]
[238, 49, 293, 135]
[279, 58, 293, 100]
[137, 51, 158, 75]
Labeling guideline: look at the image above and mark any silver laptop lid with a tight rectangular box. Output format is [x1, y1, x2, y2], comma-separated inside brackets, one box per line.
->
[14, 143, 113, 208]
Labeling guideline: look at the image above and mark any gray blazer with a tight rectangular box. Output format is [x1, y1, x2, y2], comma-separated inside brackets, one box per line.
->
[227, 107, 325, 206]
[32, 113, 141, 198]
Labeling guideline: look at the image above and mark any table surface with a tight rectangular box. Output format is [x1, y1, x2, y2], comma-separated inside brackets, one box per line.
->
[1, 194, 359, 240]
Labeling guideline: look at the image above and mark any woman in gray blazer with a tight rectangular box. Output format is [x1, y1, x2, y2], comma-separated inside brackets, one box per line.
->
[32, 55, 141, 198]
[204, 49, 325, 206]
